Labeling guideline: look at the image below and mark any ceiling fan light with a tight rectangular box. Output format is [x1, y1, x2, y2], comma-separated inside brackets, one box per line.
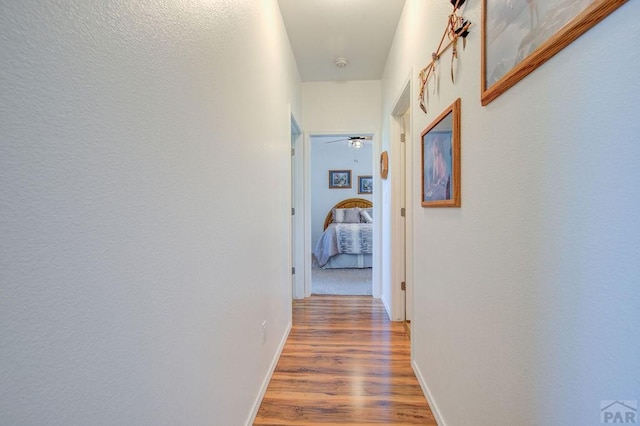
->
[350, 140, 363, 149]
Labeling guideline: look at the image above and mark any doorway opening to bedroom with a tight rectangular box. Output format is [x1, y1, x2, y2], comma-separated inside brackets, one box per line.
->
[309, 134, 374, 296]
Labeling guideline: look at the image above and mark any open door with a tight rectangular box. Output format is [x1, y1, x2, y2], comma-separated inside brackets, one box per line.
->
[290, 114, 303, 299]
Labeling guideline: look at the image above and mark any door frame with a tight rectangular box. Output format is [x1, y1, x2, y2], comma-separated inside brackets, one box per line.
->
[388, 74, 413, 321]
[290, 112, 304, 299]
[302, 130, 381, 299]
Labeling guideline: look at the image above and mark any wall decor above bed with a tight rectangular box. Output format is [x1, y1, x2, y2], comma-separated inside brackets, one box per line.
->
[328, 170, 352, 189]
[358, 175, 373, 194]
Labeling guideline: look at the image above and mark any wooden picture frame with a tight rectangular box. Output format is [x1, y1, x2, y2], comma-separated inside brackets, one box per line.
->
[328, 170, 352, 189]
[481, 0, 627, 106]
[358, 176, 373, 194]
[421, 98, 461, 207]
[380, 151, 389, 180]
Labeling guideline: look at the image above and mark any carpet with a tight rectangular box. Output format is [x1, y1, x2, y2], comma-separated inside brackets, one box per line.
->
[311, 261, 372, 296]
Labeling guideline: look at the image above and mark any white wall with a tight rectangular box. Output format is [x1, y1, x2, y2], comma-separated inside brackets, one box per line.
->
[302, 80, 382, 296]
[382, 1, 640, 425]
[0, 1, 300, 425]
[310, 136, 373, 247]
[301, 81, 381, 245]
[302, 81, 381, 133]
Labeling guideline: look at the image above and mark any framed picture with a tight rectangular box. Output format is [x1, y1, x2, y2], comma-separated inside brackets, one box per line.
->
[329, 170, 352, 189]
[358, 176, 373, 194]
[481, 0, 627, 105]
[421, 98, 461, 207]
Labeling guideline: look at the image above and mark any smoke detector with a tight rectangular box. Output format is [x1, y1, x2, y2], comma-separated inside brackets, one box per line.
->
[335, 57, 348, 68]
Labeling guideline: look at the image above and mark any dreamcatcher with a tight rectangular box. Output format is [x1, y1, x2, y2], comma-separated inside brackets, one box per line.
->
[418, 0, 471, 114]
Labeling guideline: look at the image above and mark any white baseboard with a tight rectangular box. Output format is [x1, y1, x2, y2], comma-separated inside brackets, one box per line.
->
[245, 320, 292, 426]
[412, 359, 446, 426]
[381, 295, 392, 320]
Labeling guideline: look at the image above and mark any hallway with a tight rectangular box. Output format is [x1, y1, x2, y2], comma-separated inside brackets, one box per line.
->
[255, 296, 436, 425]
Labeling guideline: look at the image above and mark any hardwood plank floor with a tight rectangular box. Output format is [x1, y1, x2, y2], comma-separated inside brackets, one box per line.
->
[254, 296, 436, 425]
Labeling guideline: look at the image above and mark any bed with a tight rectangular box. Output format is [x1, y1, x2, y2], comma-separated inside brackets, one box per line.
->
[313, 198, 373, 269]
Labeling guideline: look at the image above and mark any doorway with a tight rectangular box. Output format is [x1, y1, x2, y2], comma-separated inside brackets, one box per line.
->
[389, 77, 413, 324]
[307, 133, 375, 296]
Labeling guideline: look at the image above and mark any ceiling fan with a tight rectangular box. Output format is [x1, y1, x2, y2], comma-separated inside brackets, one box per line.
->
[324, 135, 372, 149]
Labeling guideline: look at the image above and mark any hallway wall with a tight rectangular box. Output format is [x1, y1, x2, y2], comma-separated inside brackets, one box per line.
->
[301, 81, 381, 133]
[0, 1, 300, 425]
[381, 1, 640, 425]
[302, 81, 382, 296]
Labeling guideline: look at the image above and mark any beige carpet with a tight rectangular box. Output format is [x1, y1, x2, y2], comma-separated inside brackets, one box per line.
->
[311, 260, 372, 295]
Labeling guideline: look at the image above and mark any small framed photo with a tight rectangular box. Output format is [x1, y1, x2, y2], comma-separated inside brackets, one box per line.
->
[358, 175, 373, 194]
[329, 170, 352, 189]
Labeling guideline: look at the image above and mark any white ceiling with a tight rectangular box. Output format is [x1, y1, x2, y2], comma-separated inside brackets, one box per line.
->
[277, 0, 406, 82]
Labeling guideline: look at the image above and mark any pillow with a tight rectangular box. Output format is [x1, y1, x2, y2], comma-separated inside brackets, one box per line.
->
[332, 207, 361, 223]
[360, 209, 373, 223]
[364, 208, 373, 218]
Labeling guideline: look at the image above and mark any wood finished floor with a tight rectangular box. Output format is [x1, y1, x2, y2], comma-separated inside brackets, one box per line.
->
[254, 296, 436, 425]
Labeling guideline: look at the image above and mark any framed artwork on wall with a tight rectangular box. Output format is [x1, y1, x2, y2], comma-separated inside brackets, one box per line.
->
[358, 176, 373, 194]
[329, 170, 352, 189]
[481, 0, 627, 106]
[421, 98, 461, 207]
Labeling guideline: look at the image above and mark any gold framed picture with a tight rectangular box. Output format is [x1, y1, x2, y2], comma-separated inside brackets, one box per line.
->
[481, 0, 628, 105]
[421, 99, 461, 208]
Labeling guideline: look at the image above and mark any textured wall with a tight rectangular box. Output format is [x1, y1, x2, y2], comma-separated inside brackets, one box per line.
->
[0, 1, 300, 424]
[382, 1, 640, 425]
[302, 81, 381, 133]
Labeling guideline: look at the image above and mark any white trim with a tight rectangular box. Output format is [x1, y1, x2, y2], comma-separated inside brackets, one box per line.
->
[369, 130, 383, 300]
[245, 320, 293, 426]
[388, 74, 413, 321]
[404, 70, 414, 324]
[390, 115, 405, 320]
[303, 132, 312, 297]
[412, 359, 446, 426]
[391, 77, 411, 117]
[290, 111, 304, 299]
[381, 294, 392, 321]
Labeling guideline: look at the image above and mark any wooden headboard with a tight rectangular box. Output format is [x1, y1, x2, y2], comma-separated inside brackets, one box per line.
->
[323, 198, 373, 230]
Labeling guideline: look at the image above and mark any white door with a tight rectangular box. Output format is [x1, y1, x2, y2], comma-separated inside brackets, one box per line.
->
[290, 115, 303, 298]
[401, 110, 412, 323]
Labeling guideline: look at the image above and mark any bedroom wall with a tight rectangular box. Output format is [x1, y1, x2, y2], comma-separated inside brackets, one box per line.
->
[381, 1, 640, 425]
[0, 1, 300, 425]
[310, 136, 373, 248]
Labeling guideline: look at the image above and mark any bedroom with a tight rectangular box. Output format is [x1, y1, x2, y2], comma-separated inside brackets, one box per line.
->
[310, 134, 373, 295]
